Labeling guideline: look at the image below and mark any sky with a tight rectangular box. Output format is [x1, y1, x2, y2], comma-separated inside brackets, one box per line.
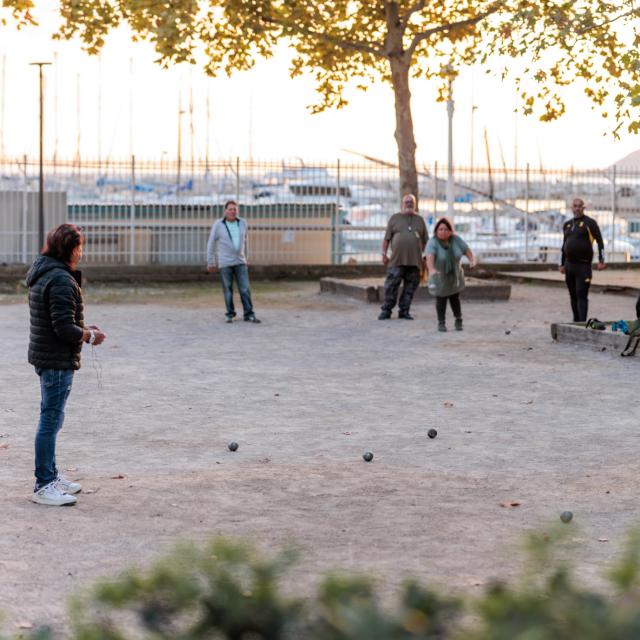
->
[1, 4, 639, 169]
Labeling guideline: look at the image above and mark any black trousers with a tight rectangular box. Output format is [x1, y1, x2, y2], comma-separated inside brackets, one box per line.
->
[381, 266, 421, 314]
[636, 295, 640, 319]
[564, 261, 592, 322]
[436, 293, 462, 323]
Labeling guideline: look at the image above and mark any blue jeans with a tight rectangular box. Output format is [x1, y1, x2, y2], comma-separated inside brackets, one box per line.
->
[35, 368, 74, 488]
[219, 264, 255, 319]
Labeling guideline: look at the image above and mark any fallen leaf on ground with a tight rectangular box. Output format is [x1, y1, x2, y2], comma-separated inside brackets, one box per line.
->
[65, 467, 78, 472]
[463, 579, 483, 587]
[597, 538, 609, 542]
[500, 501, 521, 508]
[15, 622, 33, 630]
[444, 401, 454, 408]
[521, 400, 534, 405]
[0, 443, 9, 450]
[343, 432, 352, 436]
[0, 433, 8, 437]
[111, 474, 125, 479]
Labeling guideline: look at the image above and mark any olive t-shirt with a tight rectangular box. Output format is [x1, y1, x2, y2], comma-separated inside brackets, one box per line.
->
[384, 213, 428, 269]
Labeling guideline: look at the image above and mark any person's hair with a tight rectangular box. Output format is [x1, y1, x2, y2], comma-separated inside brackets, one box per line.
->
[434, 217, 454, 234]
[224, 200, 237, 210]
[41, 224, 83, 264]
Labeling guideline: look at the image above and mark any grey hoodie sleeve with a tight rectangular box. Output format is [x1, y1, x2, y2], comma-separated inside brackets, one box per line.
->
[206, 222, 219, 267]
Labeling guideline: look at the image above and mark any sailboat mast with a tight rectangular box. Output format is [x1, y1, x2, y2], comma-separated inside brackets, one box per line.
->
[0, 55, 5, 163]
[75, 72, 81, 174]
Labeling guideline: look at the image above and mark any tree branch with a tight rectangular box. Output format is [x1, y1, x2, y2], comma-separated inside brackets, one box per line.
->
[400, 0, 426, 28]
[575, 6, 640, 36]
[257, 10, 383, 57]
[406, 2, 504, 58]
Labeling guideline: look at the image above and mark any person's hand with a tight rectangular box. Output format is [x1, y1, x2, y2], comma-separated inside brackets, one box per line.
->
[559, 266, 566, 274]
[468, 257, 477, 268]
[597, 261, 606, 271]
[382, 254, 389, 266]
[87, 324, 101, 331]
[86, 329, 107, 346]
[207, 265, 216, 273]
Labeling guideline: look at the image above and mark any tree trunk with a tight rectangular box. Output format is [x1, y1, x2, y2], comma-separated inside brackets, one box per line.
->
[389, 57, 418, 204]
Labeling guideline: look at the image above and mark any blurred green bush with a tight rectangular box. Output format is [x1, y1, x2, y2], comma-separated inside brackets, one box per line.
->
[8, 527, 640, 639]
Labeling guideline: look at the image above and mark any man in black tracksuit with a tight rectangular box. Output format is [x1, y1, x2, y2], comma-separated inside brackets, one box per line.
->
[559, 198, 605, 322]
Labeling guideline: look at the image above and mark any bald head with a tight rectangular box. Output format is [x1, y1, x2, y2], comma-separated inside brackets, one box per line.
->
[571, 198, 585, 217]
[402, 194, 416, 214]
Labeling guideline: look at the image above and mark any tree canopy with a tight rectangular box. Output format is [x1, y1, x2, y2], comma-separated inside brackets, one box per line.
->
[5, 1, 640, 199]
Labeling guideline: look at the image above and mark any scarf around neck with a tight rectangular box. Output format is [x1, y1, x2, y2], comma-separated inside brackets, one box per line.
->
[436, 237, 456, 274]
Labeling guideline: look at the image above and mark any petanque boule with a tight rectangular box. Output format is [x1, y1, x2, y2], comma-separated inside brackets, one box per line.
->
[428, 429, 438, 439]
[362, 451, 374, 462]
[228, 441, 239, 452]
[560, 511, 573, 523]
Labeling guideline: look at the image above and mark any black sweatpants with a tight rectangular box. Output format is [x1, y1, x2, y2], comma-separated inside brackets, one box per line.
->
[436, 293, 462, 323]
[381, 266, 421, 315]
[564, 261, 592, 322]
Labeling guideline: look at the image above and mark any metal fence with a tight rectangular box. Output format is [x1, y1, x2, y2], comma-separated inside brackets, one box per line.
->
[1, 156, 640, 265]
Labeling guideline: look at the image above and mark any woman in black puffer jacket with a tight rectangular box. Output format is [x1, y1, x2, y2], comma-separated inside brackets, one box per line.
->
[26, 224, 107, 506]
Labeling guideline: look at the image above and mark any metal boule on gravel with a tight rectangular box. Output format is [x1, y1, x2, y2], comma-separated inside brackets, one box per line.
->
[560, 511, 573, 523]
[362, 451, 374, 462]
[428, 429, 438, 439]
[228, 441, 239, 452]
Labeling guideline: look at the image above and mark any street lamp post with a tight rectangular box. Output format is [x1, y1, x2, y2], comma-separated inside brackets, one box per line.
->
[30, 61, 51, 251]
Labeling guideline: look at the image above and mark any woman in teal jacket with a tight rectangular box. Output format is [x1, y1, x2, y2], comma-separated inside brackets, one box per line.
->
[426, 217, 476, 332]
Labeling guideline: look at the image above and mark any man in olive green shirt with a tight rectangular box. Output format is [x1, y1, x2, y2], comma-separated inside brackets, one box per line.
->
[378, 194, 428, 320]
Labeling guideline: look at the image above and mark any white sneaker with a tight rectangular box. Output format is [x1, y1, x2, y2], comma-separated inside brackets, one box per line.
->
[55, 474, 82, 495]
[32, 481, 77, 506]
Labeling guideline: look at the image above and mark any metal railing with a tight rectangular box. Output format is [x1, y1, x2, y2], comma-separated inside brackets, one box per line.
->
[1, 156, 639, 265]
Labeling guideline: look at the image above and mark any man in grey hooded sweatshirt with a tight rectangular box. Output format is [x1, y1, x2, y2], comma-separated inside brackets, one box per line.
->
[207, 200, 261, 323]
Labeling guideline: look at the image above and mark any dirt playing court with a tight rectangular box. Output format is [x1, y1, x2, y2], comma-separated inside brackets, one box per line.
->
[1, 280, 639, 635]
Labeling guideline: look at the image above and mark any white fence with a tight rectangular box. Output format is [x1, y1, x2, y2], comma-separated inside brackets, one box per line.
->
[1, 157, 639, 265]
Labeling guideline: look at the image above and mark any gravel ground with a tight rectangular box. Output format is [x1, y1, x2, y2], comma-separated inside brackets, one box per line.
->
[0, 280, 639, 635]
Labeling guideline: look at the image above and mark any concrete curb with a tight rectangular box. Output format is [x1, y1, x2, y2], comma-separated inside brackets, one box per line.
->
[320, 277, 511, 304]
[498, 271, 640, 297]
[550, 321, 637, 356]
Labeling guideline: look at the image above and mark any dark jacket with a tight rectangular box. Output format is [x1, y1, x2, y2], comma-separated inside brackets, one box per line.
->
[561, 214, 605, 266]
[26, 256, 85, 370]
